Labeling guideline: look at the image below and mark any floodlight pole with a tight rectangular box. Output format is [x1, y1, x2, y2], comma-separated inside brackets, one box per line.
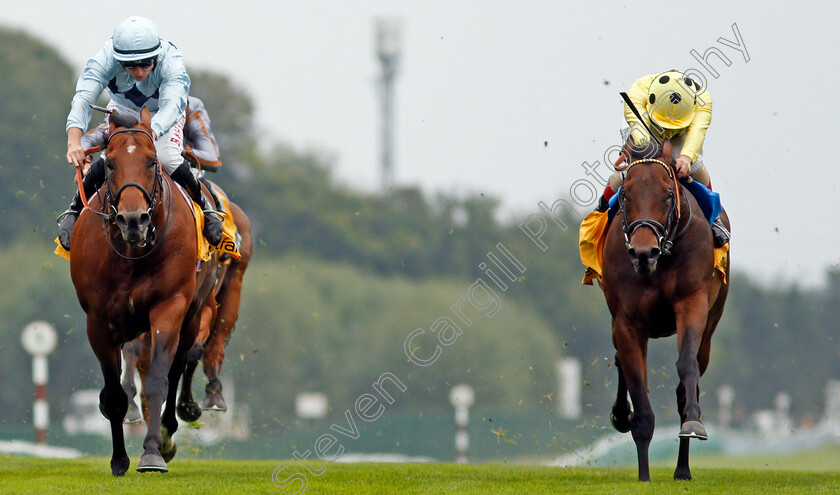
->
[375, 18, 403, 195]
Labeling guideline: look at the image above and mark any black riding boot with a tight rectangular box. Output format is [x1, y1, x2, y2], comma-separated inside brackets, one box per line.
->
[56, 157, 106, 250]
[711, 217, 730, 248]
[595, 194, 610, 213]
[170, 160, 223, 246]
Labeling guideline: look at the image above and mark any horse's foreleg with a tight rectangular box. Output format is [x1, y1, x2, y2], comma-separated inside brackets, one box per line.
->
[88, 319, 130, 476]
[675, 320, 716, 481]
[674, 300, 710, 441]
[610, 353, 632, 433]
[615, 323, 654, 482]
[137, 297, 189, 473]
[121, 337, 144, 424]
[202, 274, 244, 411]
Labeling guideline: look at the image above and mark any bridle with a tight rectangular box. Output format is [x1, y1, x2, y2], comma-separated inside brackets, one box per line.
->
[100, 128, 169, 260]
[618, 158, 683, 256]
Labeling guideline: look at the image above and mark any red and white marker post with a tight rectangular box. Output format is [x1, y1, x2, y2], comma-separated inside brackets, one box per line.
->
[21, 321, 58, 444]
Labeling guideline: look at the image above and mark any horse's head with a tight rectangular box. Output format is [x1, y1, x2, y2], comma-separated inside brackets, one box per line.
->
[619, 139, 679, 275]
[104, 107, 160, 247]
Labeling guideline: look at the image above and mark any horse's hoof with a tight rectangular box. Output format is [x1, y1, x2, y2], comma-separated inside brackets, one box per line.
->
[161, 441, 178, 463]
[111, 456, 130, 477]
[674, 468, 692, 481]
[679, 420, 708, 440]
[123, 402, 142, 424]
[610, 411, 632, 433]
[136, 453, 168, 473]
[201, 393, 228, 412]
[177, 400, 203, 422]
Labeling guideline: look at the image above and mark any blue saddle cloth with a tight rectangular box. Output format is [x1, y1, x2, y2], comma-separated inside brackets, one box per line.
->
[608, 179, 721, 225]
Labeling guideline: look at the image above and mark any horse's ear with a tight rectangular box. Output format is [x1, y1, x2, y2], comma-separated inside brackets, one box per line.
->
[661, 139, 673, 163]
[140, 107, 152, 127]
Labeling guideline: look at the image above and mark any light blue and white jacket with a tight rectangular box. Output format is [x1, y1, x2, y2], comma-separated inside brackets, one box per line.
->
[66, 38, 190, 139]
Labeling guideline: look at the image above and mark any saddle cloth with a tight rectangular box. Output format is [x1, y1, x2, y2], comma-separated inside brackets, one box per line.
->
[53, 184, 240, 262]
[579, 180, 728, 285]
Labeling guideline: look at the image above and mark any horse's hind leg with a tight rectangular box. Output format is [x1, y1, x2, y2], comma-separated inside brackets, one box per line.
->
[176, 341, 204, 422]
[610, 353, 633, 433]
[161, 346, 191, 463]
[121, 337, 144, 424]
[88, 322, 130, 476]
[202, 272, 245, 411]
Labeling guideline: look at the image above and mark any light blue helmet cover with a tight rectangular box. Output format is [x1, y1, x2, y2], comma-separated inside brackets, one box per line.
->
[112, 16, 161, 62]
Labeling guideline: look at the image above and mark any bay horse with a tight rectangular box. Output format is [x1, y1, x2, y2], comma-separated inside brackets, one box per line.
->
[69, 107, 218, 475]
[120, 191, 253, 424]
[601, 140, 729, 481]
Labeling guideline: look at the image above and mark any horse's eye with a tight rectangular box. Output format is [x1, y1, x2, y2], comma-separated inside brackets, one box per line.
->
[148, 157, 158, 168]
[104, 159, 115, 171]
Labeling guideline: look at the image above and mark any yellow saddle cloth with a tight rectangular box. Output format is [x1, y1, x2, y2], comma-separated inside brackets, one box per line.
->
[54, 188, 241, 262]
[578, 209, 728, 285]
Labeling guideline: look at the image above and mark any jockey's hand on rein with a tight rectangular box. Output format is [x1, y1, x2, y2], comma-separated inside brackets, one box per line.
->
[674, 155, 692, 178]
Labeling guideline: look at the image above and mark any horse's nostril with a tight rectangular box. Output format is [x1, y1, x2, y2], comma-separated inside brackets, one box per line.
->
[627, 248, 637, 259]
[139, 213, 151, 227]
[115, 214, 127, 228]
[650, 247, 661, 259]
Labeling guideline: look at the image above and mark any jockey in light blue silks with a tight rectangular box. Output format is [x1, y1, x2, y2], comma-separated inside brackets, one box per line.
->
[58, 16, 222, 251]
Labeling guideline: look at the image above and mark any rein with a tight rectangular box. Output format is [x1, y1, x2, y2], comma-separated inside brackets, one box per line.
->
[618, 158, 684, 256]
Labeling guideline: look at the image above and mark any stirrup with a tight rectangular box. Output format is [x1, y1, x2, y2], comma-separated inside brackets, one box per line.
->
[711, 219, 730, 248]
[57, 209, 79, 223]
[202, 208, 223, 246]
[57, 209, 80, 251]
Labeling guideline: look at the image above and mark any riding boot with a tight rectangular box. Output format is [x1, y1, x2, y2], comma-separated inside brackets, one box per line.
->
[711, 217, 730, 248]
[595, 194, 610, 213]
[56, 157, 106, 250]
[198, 176, 226, 214]
[170, 160, 223, 246]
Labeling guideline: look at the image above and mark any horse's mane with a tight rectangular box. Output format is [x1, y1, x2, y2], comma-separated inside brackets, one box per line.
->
[628, 140, 662, 161]
[109, 110, 139, 130]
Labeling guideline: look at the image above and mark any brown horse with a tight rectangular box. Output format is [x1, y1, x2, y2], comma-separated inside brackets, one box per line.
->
[68, 107, 218, 475]
[601, 140, 729, 481]
[120, 190, 253, 424]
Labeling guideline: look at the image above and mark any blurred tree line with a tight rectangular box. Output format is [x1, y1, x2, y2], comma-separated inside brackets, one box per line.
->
[0, 27, 838, 438]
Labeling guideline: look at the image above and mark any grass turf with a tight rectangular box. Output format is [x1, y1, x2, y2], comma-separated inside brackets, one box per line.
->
[0, 457, 838, 494]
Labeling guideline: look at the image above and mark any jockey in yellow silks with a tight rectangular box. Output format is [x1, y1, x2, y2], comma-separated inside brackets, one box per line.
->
[596, 70, 729, 248]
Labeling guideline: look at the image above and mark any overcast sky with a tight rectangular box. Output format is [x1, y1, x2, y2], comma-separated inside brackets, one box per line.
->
[2, 1, 837, 287]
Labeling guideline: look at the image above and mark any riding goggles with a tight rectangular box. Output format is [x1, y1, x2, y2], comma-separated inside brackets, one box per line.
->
[120, 57, 156, 69]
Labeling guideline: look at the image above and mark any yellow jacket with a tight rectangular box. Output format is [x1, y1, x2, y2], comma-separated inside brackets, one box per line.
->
[624, 73, 713, 163]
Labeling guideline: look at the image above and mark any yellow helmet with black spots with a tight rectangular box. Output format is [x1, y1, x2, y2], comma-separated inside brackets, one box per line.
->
[646, 71, 703, 129]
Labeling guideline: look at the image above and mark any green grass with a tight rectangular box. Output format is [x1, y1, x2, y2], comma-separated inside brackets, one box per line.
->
[0, 457, 838, 494]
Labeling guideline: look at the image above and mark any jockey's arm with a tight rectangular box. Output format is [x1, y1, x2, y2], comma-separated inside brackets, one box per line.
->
[185, 116, 222, 168]
[66, 127, 88, 169]
[624, 74, 658, 145]
[680, 90, 713, 163]
[149, 47, 190, 138]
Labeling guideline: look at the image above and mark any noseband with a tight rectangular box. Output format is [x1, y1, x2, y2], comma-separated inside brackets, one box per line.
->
[618, 159, 682, 256]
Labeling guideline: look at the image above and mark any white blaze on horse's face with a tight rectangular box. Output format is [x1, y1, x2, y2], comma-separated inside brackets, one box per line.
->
[127, 145, 136, 154]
